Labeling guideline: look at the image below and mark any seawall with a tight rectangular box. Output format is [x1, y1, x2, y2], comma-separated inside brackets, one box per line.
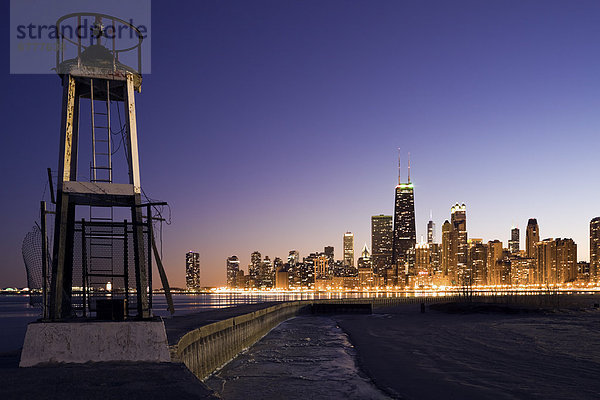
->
[174, 292, 582, 381]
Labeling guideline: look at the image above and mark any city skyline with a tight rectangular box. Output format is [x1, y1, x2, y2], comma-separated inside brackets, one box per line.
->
[222, 172, 595, 288]
[2, 0, 600, 288]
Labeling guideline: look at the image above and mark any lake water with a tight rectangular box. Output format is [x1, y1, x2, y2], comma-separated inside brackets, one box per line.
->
[0, 292, 410, 353]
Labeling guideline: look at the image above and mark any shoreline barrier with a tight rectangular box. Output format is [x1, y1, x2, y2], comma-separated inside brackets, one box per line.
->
[175, 292, 586, 380]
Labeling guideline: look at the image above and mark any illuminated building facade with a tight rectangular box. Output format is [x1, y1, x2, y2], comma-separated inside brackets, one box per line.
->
[185, 251, 201, 291]
[343, 232, 355, 267]
[486, 240, 504, 285]
[226, 255, 240, 288]
[509, 255, 535, 285]
[468, 239, 487, 286]
[429, 243, 443, 284]
[509, 227, 520, 254]
[427, 216, 435, 244]
[391, 159, 416, 272]
[371, 214, 393, 278]
[442, 220, 452, 279]
[259, 256, 274, 289]
[414, 242, 431, 287]
[249, 251, 262, 284]
[450, 204, 467, 284]
[526, 219, 539, 258]
[537, 238, 577, 284]
[590, 217, 600, 282]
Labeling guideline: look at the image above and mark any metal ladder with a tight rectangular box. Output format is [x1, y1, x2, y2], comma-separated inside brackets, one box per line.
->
[86, 78, 117, 305]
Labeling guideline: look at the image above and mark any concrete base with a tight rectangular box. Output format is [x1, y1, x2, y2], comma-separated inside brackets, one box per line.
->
[19, 320, 171, 367]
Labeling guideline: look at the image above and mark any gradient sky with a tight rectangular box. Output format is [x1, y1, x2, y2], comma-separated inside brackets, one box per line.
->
[2, 0, 600, 288]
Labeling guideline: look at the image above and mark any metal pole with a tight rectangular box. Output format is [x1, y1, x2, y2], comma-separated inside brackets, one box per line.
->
[82, 218, 87, 318]
[123, 219, 129, 317]
[147, 205, 152, 310]
[40, 201, 48, 320]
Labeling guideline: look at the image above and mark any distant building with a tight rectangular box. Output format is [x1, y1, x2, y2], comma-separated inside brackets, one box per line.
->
[486, 240, 504, 286]
[324, 246, 334, 262]
[301, 253, 318, 289]
[414, 242, 431, 287]
[259, 256, 274, 288]
[429, 243, 443, 284]
[235, 269, 249, 289]
[343, 232, 355, 267]
[357, 244, 372, 269]
[537, 238, 577, 284]
[468, 239, 487, 286]
[590, 217, 600, 282]
[577, 261, 591, 283]
[371, 214, 393, 278]
[509, 227, 520, 254]
[226, 255, 240, 288]
[451, 204, 467, 285]
[315, 255, 330, 280]
[391, 159, 417, 270]
[249, 251, 262, 284]
[275, 267, 289, 290]
[526, 219, 539, 258]
[287, 250, 300, 287]
[185, 251, 200, 291]
[427, 216, 435, 244]
[505, 253, 534, 286]
[441, 220, 452, 280]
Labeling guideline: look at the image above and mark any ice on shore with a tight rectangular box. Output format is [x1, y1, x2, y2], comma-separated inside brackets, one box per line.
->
[335, 304, 600, 400]
[206, 316, 389, 400]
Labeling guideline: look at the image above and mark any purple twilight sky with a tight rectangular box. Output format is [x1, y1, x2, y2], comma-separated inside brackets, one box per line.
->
[1, 0, 600, 287]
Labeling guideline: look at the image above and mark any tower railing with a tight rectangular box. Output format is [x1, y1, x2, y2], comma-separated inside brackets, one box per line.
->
[55, 12, 144, 76]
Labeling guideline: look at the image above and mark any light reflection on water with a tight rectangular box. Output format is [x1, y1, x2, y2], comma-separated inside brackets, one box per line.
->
[0, 292, 419, 353]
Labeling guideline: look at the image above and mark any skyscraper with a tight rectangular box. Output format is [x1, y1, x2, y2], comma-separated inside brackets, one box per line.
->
[343, 232, 355, 267]
[226, 255, 240, 288]
[590, 217, 600, 282]
[526, 219, 539, 258]
[249, 251, 262, 285]
[371, 214, 393, 278]
[259, 256, 273, 288]
[185, 251, 200, 291]
[357, 244, 372, 269]
[427, 212, 435, 244]
[537, 238, 577, 284]
[451, 203, 467, 284]
[468, 239, 487, 286]
[509, 227, 520, 254]
[324, 246, 334, 262]
[486, 240, 503, 286]
[442, 220, 452, 279]
[391, 153, 416, 269]
[287, 250, 300, 287]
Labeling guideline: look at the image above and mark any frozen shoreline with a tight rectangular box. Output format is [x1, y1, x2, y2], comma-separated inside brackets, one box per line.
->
[335, 302, 600, 399]
[206, 315, 389, 399]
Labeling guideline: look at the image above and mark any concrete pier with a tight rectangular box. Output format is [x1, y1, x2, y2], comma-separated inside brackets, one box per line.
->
[20, 320, 171, 367]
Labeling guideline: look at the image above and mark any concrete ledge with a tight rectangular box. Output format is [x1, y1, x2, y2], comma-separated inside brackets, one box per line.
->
[20, 320, 171, 367]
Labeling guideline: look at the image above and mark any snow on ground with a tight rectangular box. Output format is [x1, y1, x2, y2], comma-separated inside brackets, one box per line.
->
[336, 303, 600, 399]
[205, 315, 389, 400]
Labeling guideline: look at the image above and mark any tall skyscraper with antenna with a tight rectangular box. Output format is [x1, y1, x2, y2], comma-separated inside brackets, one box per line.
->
[427, 211, 436, 244]
[391, 151, 417, 281]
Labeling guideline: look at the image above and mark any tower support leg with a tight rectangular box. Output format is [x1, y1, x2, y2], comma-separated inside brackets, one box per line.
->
[50, 75, 80, 320]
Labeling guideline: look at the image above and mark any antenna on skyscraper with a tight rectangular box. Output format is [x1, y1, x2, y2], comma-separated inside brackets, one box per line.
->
[397, 148, 401, 185]
[430, 209, 433, 221]
[408, 152, 411, 183]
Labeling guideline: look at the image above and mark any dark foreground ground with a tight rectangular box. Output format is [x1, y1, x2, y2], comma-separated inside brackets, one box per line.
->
[3, 298, 600, 399]
[335, 302, 600, 399]
[0, 303, 280, 400]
